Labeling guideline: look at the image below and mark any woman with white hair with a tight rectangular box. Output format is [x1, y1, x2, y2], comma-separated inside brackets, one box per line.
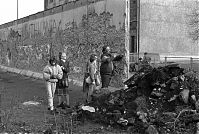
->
[56, 52, 70, 109]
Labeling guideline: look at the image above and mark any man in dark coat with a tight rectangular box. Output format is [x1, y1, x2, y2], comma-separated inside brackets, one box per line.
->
[100, 46, 114, 88]
[56, 52, 70, 109]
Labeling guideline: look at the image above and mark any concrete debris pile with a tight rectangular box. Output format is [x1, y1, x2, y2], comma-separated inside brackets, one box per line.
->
[73, 64, 199, 133]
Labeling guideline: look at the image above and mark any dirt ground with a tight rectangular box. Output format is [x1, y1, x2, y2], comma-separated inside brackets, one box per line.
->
[0, 61, 198, 133]
[0, 70, 128, 133]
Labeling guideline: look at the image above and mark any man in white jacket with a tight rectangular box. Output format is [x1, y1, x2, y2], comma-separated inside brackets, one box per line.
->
[43, 57, 63, 113]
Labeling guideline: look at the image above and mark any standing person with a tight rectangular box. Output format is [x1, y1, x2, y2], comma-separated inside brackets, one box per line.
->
[56, 52, 70, 109]
[83, 54, 98, 103]
[100, 46, 114, 88]
[43, 57, 63, 113]
[142, 52, 151, 65]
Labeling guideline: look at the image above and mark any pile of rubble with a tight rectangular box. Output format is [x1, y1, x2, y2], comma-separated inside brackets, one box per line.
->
[73, 64, 199, 133]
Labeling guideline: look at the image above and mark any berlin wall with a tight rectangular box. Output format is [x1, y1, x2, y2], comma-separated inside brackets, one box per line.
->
[0, 0, 198, 80]
[0, 0, 126, 80]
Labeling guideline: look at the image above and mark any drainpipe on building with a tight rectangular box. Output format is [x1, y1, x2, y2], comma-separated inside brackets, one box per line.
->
[125, 0, 130, 79]
[17, 0, 19, 20]
[86, 0, 89, 47]
[137, 0, 140, 63]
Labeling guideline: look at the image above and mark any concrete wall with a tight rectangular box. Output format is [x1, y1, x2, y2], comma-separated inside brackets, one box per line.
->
[0, 0, 126, 80]
[0, 0, 198, 80]
[45, 0, 92, 10]
[45, 0, 70, 10]
[140, 0, 199, 56]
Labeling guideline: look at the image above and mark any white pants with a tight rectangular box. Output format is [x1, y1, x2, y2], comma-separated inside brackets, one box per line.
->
[46, 81, 57, 110]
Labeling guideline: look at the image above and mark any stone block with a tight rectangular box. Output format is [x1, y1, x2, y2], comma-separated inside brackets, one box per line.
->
[20, 70, 27, 75]
[32, 72, 43, 80]
[25, 71, 34, 77]
[12, 68, 21, 74]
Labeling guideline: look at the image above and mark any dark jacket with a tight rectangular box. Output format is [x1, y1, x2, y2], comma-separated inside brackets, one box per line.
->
[100, 53, 114, 75]
[57, 59, 70, 88]
[58, 59, 70, 79]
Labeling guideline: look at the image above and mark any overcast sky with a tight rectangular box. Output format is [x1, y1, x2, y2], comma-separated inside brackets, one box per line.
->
[0, 0, 44, 25]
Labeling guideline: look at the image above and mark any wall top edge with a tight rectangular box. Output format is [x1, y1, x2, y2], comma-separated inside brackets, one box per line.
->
[0, 0, 104, 30]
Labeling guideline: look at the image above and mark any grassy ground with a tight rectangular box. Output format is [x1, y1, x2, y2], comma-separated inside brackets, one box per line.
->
[0, 61, 198, 133]
[0, 71, 128, 133]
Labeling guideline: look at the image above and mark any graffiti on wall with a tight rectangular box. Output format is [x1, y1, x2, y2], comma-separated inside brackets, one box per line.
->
[19, 19, 63, 38]
[0, 10, 125, 79]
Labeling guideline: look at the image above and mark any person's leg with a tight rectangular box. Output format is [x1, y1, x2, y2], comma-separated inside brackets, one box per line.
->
[57, 88, 63, 106]
[56, 88, 62, 106]
[58, 95, 62, 105]
[101, 74, 111, 88]
[87, 84, 95, 103]
[83, 81, 89, 102]
[106, 75, 112, 87]
[64, 87, 70, 107]
[100, 74, 106, 88]
[52, 82, 57, 97]
[51, 82, 57, 110]
[65, 94, 70, 106]
[46, 82, 53, 110]
[57, 88, 68, 109]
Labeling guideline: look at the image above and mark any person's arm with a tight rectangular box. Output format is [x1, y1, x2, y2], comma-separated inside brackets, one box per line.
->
[56, 65, 63, 80]
[62, 61, 70, 73]
[89, 64, 95, 83]
[101, 54, 112, 63]
[43, 66, 51, 80]
[112, 54, 124, 61]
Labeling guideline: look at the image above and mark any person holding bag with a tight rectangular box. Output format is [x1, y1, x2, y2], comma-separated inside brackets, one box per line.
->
[56, 52, 70, 109]
[83, 54, 98, 103]
[43, 57, 63, 114]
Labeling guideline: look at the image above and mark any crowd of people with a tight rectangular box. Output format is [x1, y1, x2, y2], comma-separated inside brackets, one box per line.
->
[43, 45, 119, 114]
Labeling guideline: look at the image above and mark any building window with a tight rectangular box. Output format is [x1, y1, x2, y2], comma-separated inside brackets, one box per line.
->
[130, 36, 137, 53]
[49, 0, 53, 3]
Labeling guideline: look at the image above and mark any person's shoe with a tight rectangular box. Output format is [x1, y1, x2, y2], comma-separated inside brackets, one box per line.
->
[61, 102, 71, 109]
[65, 104, 71, 109]
[50, 109, 58, 115]
[57, 102, 64, 108]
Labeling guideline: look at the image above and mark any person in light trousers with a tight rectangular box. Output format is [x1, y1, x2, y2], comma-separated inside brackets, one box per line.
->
[43, 57, 63, 113]
[83, 54, 98, 103]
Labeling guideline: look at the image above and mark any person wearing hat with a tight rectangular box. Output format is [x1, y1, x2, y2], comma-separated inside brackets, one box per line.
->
[56, 52, 71, 109]
[43, 56, 63, 114]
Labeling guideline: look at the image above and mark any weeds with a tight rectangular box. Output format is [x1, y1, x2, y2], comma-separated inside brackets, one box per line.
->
[0, 86, 20, 132]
